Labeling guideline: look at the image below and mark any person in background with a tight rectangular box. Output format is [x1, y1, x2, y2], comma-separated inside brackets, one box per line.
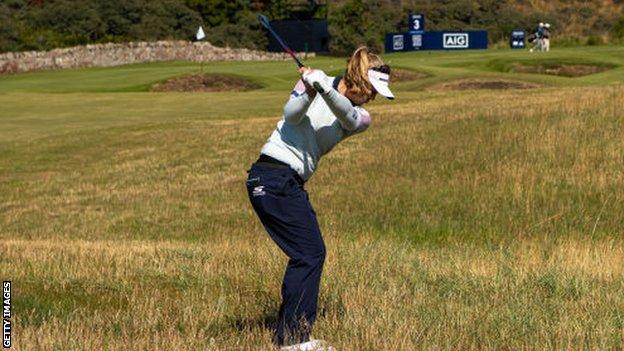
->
[530, 22, 544, 53]
[543, 23, 551, 52]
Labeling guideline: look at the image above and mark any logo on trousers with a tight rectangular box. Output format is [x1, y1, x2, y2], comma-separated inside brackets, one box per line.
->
[443, 33, 469, 48]
[252, 186, 265, 196]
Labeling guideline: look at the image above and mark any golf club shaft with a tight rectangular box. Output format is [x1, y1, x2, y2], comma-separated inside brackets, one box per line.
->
[258, 14, 304, 68]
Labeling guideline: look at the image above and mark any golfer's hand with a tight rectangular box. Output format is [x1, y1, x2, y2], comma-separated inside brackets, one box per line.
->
[302, 68, 329, 95]
[299, 67, 316, 97]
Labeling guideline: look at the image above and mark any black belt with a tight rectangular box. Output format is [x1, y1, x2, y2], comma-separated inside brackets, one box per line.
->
[254, 154, 305, 185]
[256, 154, 290, 168]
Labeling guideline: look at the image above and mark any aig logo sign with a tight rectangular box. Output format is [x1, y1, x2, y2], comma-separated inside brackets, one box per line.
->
[443, 33, 469, 48]
[392, 35, 404, 50]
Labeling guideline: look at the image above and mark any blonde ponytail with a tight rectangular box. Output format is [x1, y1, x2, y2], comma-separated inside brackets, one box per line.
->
[344, 46, 385, 97]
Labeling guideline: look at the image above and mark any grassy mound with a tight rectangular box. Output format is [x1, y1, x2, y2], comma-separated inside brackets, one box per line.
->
[486, 57, 618, 78]
[390, 68, 429, 82]
[151, 73, 261, 92]
[510, 63, 612, 77]
[430, 78, 540, 90]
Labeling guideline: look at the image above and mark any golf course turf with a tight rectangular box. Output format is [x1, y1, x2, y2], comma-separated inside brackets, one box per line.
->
[1, 45, 623, 350]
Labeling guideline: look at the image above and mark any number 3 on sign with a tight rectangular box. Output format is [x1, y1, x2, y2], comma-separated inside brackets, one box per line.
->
[410, 15, 424, 31]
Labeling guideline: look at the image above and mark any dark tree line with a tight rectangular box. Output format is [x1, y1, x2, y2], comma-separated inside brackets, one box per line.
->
[328, 0, 624, 54]
[0, 0, 272, 52]
[1, 0, 622, 54]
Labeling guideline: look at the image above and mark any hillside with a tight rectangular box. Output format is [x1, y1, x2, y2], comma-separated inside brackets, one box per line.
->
[1, 0, 623, 54]
[509, 0, 624, 38]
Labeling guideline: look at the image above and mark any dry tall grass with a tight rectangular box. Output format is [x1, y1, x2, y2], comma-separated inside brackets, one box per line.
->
[1, 85, 623, 350]
[3, 236, 623, 350]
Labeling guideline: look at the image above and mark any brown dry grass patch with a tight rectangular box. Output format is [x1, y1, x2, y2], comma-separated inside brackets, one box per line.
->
[151, 73, 261, 92]
[430, 78, 541, 91]
[511, 63, 612, 77]
[391, 68, 429, 82]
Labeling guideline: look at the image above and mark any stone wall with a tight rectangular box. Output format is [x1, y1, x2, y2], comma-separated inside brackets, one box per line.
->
[0, 41, 315, 75]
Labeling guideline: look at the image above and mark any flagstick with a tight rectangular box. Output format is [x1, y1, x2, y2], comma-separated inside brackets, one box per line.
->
[196, 25, 206, 76]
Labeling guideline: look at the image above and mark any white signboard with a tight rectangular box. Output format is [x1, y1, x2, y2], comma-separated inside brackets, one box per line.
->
[393, 35, 404, 50]
[443, 33, 469, 48]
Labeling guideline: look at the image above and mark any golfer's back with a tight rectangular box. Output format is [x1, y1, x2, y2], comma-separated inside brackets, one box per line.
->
[261, 76, 370, 181]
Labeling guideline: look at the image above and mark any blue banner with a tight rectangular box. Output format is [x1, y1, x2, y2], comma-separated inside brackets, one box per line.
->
[422, 31, 488, 50]
[385, 31, 488, 52]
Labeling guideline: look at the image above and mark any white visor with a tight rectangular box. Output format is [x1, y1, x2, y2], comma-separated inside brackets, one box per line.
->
[368, 69, 394, 100]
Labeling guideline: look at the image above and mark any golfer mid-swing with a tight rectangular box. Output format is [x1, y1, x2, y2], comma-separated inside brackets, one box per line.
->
[246, 46, 394, 351]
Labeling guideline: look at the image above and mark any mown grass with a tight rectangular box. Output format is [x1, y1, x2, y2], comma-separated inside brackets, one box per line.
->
[1, 46, 623, 93]
[1, 46, 623, 350]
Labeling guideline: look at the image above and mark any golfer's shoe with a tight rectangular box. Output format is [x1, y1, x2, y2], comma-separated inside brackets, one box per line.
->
[279, 339, 335, 351]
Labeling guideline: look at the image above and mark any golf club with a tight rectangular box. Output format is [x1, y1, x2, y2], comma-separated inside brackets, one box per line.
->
[257, 14, 304, 68]
[257, 14, 326, 93]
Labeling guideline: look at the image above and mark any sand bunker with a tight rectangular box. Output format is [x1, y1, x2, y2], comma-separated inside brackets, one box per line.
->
[511, 63, 611, 77]
[431, 78, 541, 91]
[151, 73, 261, 92]
[391, 68, 428, 82]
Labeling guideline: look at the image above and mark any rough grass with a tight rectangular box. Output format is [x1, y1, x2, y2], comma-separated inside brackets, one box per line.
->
[3, 236, 623, 350]
[1, 47, 624, 350]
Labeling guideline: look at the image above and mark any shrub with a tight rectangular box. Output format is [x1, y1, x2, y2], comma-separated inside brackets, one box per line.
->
[31, 0, 106, 45]
[127, 0, 202, 41]
[206, 10, 267, 50]
[612, 16, 624, 42]
[586, 35, 604, 46]
[328, 0, 404, 55]
[0, 4, 21, 52]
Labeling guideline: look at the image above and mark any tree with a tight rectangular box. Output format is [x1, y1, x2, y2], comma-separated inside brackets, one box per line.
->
[128, 0, 202, 40]
[329, 0, 404, 55]
[612, 16, 624, 42]
[208, 9, 268, 49]
[0, 3, 21, 52]
[184, 0, 247, 26]
[31, 0, 106, 45]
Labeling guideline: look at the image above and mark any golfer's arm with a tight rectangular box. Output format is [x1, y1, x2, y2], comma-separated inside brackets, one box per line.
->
[283, 80, 313, 125]
[320, 89, 364, 132]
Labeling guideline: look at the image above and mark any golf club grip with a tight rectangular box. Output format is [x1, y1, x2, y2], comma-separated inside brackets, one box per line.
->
[312, 82, 325, 94]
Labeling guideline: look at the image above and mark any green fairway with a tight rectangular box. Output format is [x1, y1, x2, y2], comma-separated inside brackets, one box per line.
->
[1, 46, 623, 94]
[1, 46, 623, 350]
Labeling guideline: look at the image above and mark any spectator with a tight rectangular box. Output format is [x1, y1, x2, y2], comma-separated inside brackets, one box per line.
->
[543, 23, 551, 52]
[530, 22, 544, 53]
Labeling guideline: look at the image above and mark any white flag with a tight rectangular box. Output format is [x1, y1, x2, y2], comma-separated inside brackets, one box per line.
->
[196, 26, 205, 41]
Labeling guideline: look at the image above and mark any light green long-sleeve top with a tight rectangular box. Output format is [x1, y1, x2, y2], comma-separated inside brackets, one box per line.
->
[260, 73, 371, 181]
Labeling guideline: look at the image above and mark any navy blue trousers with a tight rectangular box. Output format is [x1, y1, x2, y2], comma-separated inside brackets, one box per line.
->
[246, 162, 326, 346]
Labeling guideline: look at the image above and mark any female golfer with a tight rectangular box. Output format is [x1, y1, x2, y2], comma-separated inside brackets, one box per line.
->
[246, 46, 394, 351]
